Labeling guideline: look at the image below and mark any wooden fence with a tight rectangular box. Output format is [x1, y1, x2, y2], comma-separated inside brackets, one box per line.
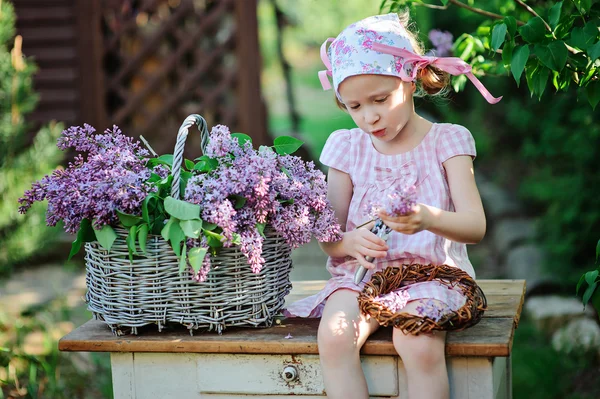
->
[14, 0, 268, 154]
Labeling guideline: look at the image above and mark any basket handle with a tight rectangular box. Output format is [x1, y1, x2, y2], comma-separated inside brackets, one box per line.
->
[170, 114, 209, 199]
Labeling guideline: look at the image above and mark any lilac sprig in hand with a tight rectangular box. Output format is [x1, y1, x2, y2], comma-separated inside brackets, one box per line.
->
[354, 185, 418, 284]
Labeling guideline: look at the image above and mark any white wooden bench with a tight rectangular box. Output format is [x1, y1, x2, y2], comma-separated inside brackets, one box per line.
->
[59, 279, 525, 399]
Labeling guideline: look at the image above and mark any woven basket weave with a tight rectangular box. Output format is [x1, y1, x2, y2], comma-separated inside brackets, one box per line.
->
[357, 264, 487, 335]
[84, 115, 293, 335]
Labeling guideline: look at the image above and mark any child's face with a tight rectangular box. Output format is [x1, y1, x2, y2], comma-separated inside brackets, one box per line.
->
[338, 74, 414, 144]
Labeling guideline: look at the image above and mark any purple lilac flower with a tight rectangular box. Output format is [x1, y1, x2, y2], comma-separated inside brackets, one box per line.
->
[415, 299, 452, 322]
[188, 237, 212, 282]
[428, 29, 454, 57]
[240, 231, 264, 274]
[374, 290, 411, 313]
[19, 125, 152, 233]
[368, 185, 417, 218]
[183, 125, 342, 273]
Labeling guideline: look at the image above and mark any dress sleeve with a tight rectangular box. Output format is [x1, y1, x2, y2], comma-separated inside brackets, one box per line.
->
[319, 129, 353, 174]
[436, 124, 477, 164]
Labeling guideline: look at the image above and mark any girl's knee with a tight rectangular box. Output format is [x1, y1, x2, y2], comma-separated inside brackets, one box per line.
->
[317, 318, 361, 359]
[393, 330, 446, 370]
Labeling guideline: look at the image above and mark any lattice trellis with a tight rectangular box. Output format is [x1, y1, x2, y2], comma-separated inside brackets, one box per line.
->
[100, 0, 265, 155]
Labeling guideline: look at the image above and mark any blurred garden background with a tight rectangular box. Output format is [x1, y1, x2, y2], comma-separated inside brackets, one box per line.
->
[1, 0, 599, 397]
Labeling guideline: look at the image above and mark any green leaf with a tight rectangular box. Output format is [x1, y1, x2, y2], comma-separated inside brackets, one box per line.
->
[230, 195, 247, 209]
[94, 224, 117, 252]
[548, 2, 562, 30]
[504, 17, 517, 37]
[534, 41, 568, 71]
[583, 282, 598, 306]
[126, 225, 137, 261]
[588, 81, 600, 110]
[116, 210, 143, 228]
[138, 223, 148, 254]
[184, 159, 195, 170]
[164, 196, 201, 220]
[231, 233, 241, 245]
[142, 195, 157, 225]
[511, 45, 530, 85]
[569, 23, 597, 51]
[577, 273, 587, 295]
[588, 42, 600, 61]
[231, 133, 253, 147]
[525, 58, 539, 94]
[491, 23, 507, 51]
[204, 230, 224, 248]
[157, 154, 174, 167]
[554, 15, 575, 40]
[188, 247, 208, 274]
[161, 217, 185, 257]
[273, 136, 304, 155]
[193, 156, 218, 173]
[502, 40, 514, 68]
[202, 221, 218, 231]
[440, 0, 449, 6]
[68, 219, 95, 260]
[180, 219, 203, 238]
[518, 17, 547, 44]
[585, 270, 599, 286]
[452, 74, 467, 93]
[256, 222, 266, 238]
[178, 243, 187, 274]
[533, 65, 550, 98]
[573, 0, 592, 14]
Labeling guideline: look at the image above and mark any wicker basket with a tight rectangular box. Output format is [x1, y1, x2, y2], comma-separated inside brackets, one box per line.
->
[84, 115, 293, 335]
[357, 264, 487, 335]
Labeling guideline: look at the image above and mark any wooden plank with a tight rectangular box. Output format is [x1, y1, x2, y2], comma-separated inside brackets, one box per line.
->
[59, 316, 514, 357]
[13, 6, 74, 24]
[16, 26, 75, 42]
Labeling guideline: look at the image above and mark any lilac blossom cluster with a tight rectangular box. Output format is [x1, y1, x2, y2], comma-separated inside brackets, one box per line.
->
[415, 299, 452, 322]
[18, 124, 152, 233]
[184, 125, 342, 278]
[428, 29, 454, 57]
[374, 289, 411, 313]
[369, 184, 417, 218]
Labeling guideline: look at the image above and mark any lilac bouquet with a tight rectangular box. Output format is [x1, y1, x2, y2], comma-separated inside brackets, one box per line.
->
[19, 123, 342, 281]
[354, 185, 418, 284]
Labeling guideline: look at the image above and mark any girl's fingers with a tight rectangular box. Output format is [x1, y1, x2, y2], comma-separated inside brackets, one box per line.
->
[356, 254, 376, 270]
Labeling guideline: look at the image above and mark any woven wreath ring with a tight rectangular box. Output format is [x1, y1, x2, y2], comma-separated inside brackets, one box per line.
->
[357, 264, 487, 335]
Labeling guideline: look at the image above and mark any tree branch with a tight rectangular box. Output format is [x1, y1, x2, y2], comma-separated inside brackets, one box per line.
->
[514, 0, 551, 30]
[514, 0, 578, 54]
[448, 0, 523, 24]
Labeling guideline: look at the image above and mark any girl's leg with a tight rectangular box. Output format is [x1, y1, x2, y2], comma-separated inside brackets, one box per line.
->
[392, 301, 449, 399]
[318, 289, 379, 399]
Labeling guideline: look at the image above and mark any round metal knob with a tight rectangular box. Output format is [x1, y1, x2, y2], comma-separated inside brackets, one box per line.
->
[282, 365, 299, 382]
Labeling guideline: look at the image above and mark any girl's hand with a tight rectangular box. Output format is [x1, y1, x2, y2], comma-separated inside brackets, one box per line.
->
[342, 222, 388, 270]
[377, 203, 433, 235]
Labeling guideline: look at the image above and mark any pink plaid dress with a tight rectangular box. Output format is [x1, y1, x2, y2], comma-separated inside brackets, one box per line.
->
[285, 123, 477, 318]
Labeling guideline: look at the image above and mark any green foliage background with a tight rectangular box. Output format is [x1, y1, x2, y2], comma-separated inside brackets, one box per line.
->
[0, 2, 63, 274]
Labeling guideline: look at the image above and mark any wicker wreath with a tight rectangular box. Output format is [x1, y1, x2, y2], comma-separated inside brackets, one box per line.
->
[357, 264, 487, 335]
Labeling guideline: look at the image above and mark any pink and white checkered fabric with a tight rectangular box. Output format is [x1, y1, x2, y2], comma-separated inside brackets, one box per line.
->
[285, 123, 476, 318]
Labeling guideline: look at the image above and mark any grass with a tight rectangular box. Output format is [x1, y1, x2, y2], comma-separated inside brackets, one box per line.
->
[0, 294, 113, 399]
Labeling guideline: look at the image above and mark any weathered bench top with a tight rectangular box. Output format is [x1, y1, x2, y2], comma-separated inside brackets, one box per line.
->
[59, 279, 525, 358]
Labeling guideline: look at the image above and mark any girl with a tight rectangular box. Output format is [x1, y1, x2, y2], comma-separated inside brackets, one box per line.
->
[285, 12, 501, 399]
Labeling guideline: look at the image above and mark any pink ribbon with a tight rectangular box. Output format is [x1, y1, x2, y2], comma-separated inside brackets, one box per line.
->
[371, 43, 502, 104]
[318, 37, 335, 90]
[317, 38, 502, 104]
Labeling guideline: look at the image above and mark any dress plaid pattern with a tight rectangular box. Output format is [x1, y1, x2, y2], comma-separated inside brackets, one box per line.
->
[285, 123, 477, 318]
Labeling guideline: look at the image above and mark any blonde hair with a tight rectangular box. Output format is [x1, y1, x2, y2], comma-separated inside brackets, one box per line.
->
[334, 10, 449, 110]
